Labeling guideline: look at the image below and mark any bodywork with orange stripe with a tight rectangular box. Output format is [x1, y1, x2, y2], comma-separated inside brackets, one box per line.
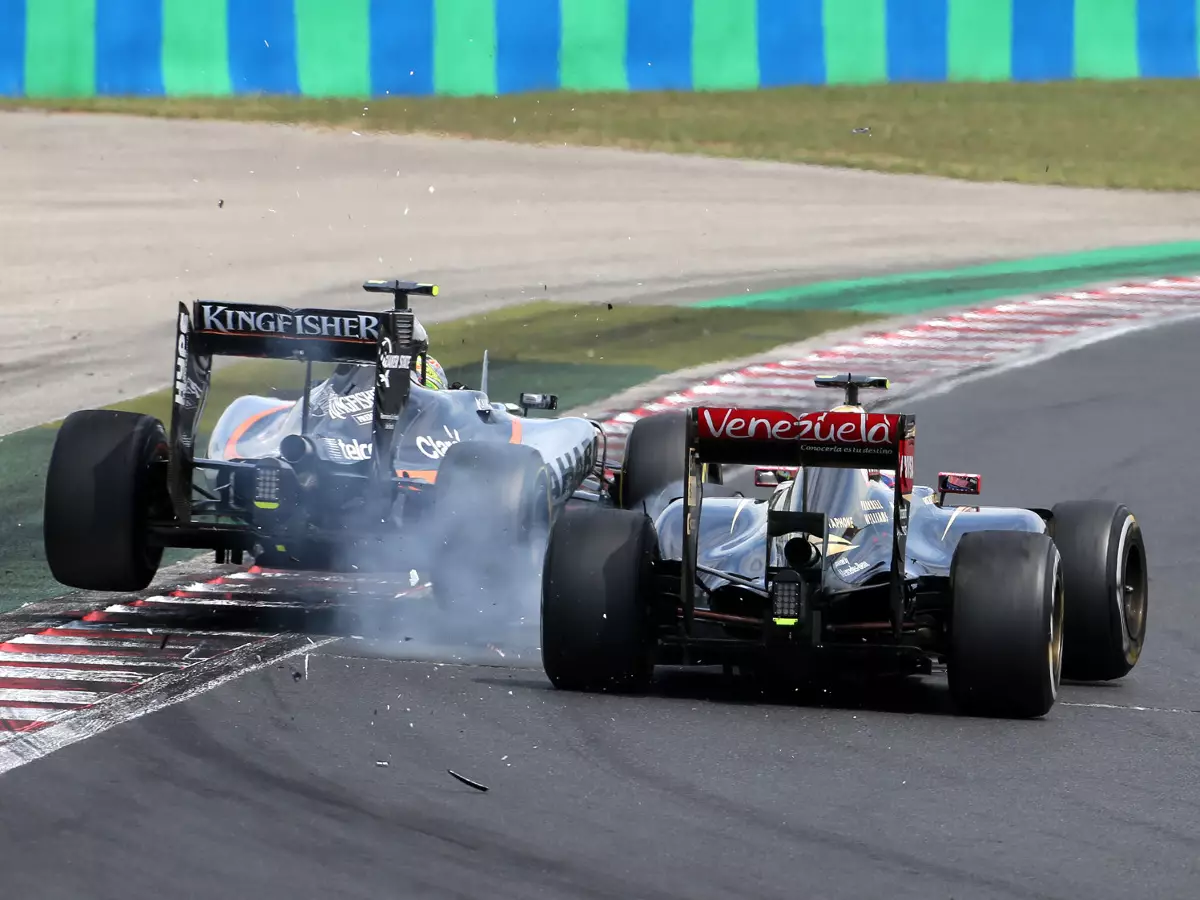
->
[206, 366, 598, 506]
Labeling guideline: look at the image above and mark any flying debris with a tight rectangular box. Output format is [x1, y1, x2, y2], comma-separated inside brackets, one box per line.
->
[447, 769, 489, 792]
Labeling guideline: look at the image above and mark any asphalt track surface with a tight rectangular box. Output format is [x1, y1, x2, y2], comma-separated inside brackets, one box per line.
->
[6, 110, 1200, 433]
[2, 318, 1199, 899]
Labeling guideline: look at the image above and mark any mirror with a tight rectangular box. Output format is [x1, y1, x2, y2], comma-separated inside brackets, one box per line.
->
[937, 472, 981, 506]
[519, 392, 558, 414]
[754, 466, 798, 488]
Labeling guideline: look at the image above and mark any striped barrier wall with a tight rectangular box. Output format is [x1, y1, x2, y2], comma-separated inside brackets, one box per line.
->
[1, 0, 1198, 99]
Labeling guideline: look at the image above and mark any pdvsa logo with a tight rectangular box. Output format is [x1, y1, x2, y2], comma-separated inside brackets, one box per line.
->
[416, 426, 461, 459]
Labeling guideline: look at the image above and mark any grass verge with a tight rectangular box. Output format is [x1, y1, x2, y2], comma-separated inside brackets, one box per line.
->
[7, 80, 1200, 190]
[0, 302, 873, 612]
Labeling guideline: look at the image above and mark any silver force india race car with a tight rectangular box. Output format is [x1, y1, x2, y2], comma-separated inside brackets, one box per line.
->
[42, 280, 605, 608]
[540, 374, 1149, 719]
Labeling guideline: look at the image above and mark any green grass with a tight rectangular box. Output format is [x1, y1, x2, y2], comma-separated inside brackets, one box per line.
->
[7, 80, 1200, 190]
[0, 301, 873, 612]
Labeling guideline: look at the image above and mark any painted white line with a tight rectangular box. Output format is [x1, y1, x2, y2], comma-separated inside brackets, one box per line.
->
[861, 336, 1038, 350]
[1024, 298, 1163, 311]
[2, 634, 197, 649]
[0, 688, 110, 705]
[1109, 286, 1200, 296]
[1062, 701, 1200, 715]
[0, 636, 339, 777]
[0, 667, 145, 683]
[0, 707, 74, 722]
[683, 385, 825, 399]
[0, 652, 186, 667]
[41, 621, 162, 632]
[809, 345, 1004, 358]
[141, 595, 308, 609]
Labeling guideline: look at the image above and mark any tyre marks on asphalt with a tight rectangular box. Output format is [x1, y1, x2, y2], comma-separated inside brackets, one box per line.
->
[0, 567, 431, 769]
[596, 276, 1200, 461]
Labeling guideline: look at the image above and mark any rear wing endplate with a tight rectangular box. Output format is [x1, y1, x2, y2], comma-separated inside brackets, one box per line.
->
[678, 406, 916, 637]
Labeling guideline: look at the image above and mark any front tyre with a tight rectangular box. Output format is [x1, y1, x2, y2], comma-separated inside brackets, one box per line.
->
[1051, 501, 1148, 682]
[541, 506, 658, 693]
[948, 530, 1064, 719]
[43, 410, 169, 592]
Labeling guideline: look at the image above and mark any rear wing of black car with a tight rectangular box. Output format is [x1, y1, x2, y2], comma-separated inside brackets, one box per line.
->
[190, 301, 388, 363]
[166, 282, 436, 521]
[678, 406, 915, 633]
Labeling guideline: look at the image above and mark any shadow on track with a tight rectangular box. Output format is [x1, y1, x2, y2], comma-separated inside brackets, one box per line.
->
[471, 665, 961, 717]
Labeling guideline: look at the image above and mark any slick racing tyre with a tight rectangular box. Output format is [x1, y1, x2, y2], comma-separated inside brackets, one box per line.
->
[43, 410, 169, 592]
[947, 530, 1064, 719]
[1050, 500, 1148, 682]
[617, 411, 720, 517]
[541, 506, 658, 693]
[431, 441, 552, 619]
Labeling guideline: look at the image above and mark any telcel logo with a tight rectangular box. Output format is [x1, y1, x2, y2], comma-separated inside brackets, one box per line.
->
[416, 426, 461, 459]
[336, 438, 373, 461]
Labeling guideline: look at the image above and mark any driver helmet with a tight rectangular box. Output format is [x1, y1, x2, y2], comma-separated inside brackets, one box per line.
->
[417, 355, 448, 391]
[405, 316, 448, 390]
[829, 403, 893, 487]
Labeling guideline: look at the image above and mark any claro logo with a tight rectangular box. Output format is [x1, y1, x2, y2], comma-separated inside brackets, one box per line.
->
[697, 408, 897, 446]
[416, 426, 461, 459]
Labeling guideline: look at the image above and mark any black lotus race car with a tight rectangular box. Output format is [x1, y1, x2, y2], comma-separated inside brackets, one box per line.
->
[541, 374, 1149, 718]
[43, 280, 607, 609]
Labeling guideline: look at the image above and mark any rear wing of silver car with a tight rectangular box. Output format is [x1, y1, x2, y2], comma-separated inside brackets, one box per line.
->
[679, 406, 916, 633]
[166, 282, 436, 521]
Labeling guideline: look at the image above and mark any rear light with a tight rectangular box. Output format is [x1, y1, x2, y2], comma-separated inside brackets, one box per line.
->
[771, 568, 803, 624]
[237, 458, 298, 519]
[255, 466, 281, 508]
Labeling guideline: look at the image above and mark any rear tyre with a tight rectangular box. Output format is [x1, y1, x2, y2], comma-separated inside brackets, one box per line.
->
[43, 410, 169, 592]
[617, 411, 721, 516]
[1050, 500, 1148, 682]
[431, 442, 552, 620]
[947, 530, 1063, 719]
[541, 506, 658, 692]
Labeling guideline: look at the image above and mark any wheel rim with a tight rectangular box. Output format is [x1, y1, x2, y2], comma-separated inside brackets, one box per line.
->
[1118, 524, 1148, 658]
[1049, 558, 1065, 696]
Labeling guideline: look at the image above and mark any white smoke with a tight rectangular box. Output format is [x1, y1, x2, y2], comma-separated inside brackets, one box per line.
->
[212, 331, 552, 668]
[320, 488, 550, 669]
